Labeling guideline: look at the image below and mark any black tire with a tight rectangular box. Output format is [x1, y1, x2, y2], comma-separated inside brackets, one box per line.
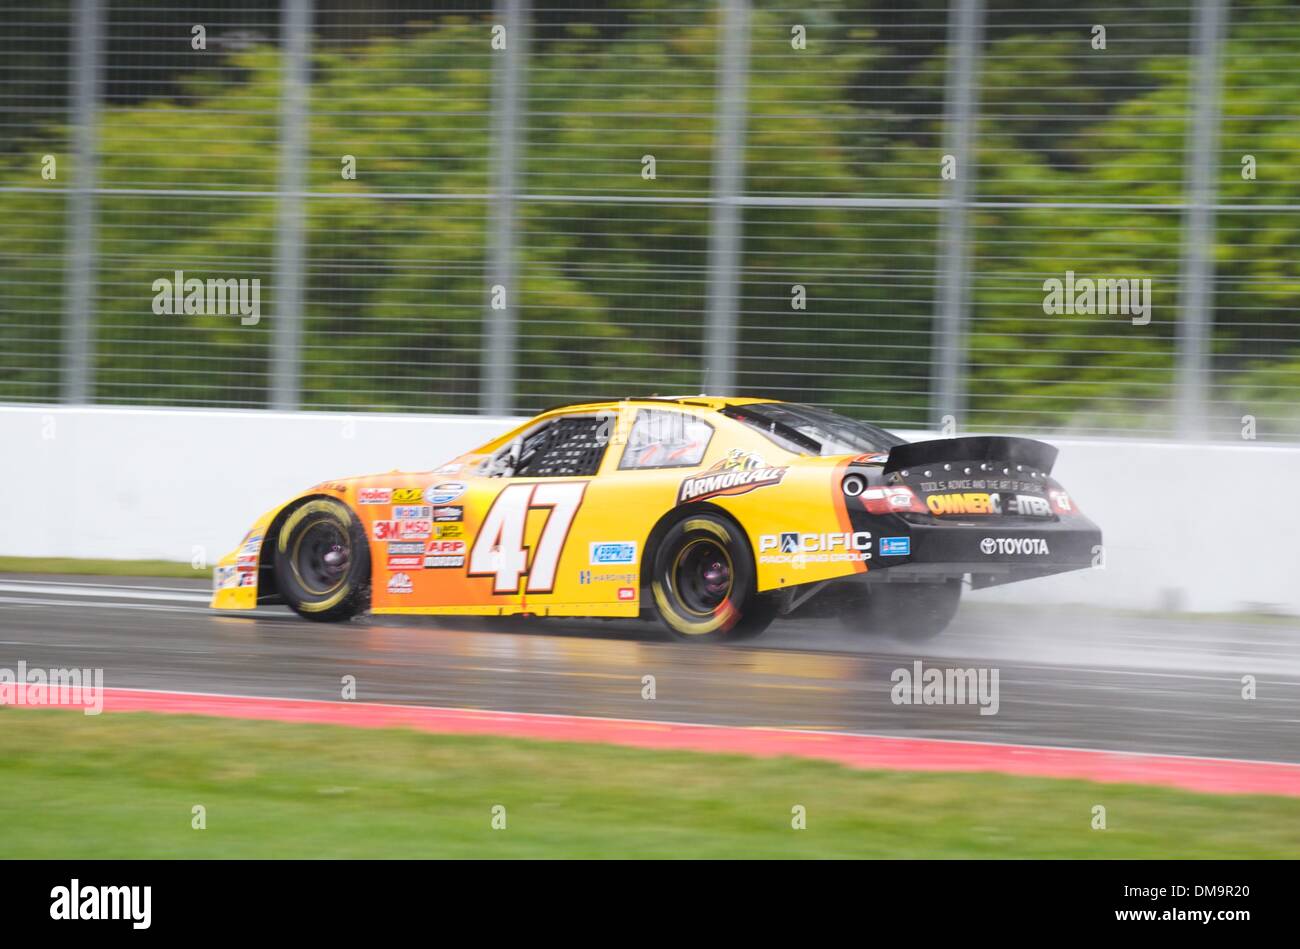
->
[837, 579, 962, 642]
[650, 513, 778, 642]
[273, 497, 371, 622]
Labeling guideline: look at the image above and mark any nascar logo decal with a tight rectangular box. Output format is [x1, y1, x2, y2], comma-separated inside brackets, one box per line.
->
[424, 482, 466, 505]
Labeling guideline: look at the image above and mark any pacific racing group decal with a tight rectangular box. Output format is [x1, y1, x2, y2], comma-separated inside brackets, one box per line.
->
[758, 531, 872, 564]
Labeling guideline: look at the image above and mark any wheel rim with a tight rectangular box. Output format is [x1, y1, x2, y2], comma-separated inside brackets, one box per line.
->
[291, 516, 351, 596]
[672, 538, 733, 616]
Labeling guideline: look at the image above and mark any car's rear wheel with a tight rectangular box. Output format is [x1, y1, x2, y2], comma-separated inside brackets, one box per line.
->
[274, 497, 371, 622]
[837, 579, 962, 641]
[651, 514, 777, 642]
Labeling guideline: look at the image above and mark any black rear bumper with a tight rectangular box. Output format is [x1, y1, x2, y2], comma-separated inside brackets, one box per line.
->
[861, 515, 1102, 588]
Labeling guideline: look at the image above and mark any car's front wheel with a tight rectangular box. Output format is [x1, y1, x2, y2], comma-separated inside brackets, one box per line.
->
[650, 513, 777, 642]
[837, 579, 962, 641]
[274, 497, 371, 622]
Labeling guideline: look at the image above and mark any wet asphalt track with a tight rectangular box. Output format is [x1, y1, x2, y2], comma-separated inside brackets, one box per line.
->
[1, 573, 1298, 764]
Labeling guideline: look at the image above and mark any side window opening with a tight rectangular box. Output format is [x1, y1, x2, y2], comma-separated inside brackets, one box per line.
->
[508, 413, 613, 478]
[619, 409, 714, 470]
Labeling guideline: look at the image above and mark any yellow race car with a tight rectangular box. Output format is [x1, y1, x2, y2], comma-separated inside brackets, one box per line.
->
[211, 396, 1101, 642]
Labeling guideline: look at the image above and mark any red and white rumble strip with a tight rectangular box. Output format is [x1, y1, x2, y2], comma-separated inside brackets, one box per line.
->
[9, 685, 1300, 798]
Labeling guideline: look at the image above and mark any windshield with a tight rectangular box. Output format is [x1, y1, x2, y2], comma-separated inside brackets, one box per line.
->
[723, 403, 906, 456]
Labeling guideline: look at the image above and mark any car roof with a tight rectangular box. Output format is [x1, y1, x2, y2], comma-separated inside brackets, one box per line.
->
[538, 395, 774, 415]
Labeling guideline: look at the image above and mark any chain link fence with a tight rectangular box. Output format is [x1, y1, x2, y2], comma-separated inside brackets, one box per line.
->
[1, 0, 1297, 440]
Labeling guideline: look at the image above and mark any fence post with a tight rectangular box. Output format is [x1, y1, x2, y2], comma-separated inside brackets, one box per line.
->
[1176, 0, 1226, 440]
[271, 0, 312, 411]
[482, 0, 528, 416]
[703, 0, 750, 397]
[62, 0, 103, 404]
[931, 0, 984, 432]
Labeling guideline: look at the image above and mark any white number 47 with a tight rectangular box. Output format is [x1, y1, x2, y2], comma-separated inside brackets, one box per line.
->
[469, 482, 586, 594]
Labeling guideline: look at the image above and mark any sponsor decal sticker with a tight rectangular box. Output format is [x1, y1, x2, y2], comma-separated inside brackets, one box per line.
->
[617, 587, 637, 601]
[879, 536, 911, 557]
[424, 555, 465, 569]
[579, 570, 638, 585]
[386, 555, 423, 570]
[979, 537, 1050, 556]
[926, 492, 996, 516]
[590, 541, 637, 565]
[677, 452, 787, 504]
[433, 523, 464, 540]
[426, 540, 466, 556]
[424, 481, 466, 505]
[358, 487, 392, 505]
[386, 541, 424, 555]
[1049, 489, 1074, 514]
[926, 492, 1052, 517]
[393, 505, 432, 520]
[391, 487, 424, 504]
[387, 572, 414, 594]
[373, 519, 433, 541]
[432, 505, 463, 522]
[758, 531, 872, 564]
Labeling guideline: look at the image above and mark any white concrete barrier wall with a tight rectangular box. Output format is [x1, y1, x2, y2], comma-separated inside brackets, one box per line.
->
[2, 405, 1296, 614]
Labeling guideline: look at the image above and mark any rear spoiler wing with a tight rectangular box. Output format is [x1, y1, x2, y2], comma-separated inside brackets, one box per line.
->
[883, 436, 1058, 476]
